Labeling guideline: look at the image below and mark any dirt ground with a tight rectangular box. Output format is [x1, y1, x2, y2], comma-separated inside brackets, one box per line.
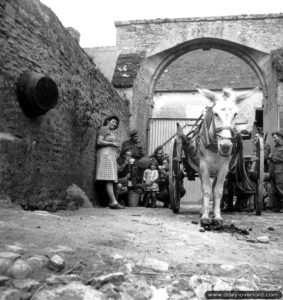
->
[1, 202, 283, 288]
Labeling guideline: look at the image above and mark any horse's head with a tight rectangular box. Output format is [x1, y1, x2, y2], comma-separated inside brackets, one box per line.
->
[195, 85, 258, 156]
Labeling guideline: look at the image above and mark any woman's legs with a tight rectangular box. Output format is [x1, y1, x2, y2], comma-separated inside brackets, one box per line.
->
[105, 181, 120, 207]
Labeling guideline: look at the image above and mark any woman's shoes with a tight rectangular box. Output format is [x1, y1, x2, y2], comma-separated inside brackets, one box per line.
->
[109, 203, 125, 209]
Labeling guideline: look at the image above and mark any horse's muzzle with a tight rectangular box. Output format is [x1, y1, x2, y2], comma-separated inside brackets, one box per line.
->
[219, 140, 233, 156]
[215, 126, 235, 156]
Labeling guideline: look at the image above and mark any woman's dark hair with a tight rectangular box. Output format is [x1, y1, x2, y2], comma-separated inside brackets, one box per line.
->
[103, 115, 120, 128]
[153, 145, 164, 155]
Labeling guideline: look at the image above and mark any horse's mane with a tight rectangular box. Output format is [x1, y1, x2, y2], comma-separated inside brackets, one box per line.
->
[222, 87, 234, 99]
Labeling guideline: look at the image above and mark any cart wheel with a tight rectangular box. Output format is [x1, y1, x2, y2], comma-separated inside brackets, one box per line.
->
[169, 139, 181, 213]
[255, 136, 264, 215]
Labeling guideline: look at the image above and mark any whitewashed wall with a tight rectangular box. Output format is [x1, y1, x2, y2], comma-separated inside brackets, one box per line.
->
[153, 90, 263, 131]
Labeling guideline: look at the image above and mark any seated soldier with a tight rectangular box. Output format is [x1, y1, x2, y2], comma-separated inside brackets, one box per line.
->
[116, 148, 135, 205]
[150, 146, 169, 167]
[121, 130, 145, 161]
[269, 131, 283, 212]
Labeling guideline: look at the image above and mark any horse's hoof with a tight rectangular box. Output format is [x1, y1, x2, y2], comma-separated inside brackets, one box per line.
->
[211, 218, 224, 227]
[200, 218, 210, 227]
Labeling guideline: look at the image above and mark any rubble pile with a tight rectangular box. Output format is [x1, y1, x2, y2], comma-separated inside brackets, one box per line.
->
[0, 243, 280, 300]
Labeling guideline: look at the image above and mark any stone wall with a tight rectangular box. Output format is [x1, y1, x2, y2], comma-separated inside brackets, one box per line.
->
[115, 14, 283, 56]
[0, 0, 129, 210]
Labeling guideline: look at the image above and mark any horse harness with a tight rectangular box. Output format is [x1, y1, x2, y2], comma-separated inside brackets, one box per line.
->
[186, 108, 237, 157]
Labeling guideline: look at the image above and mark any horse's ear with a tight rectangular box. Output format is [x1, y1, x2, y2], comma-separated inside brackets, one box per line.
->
[195, 84, 217, 103]
[235, 87, 259, 104]
[177, 123, 185, 139]
[176, 123, 187, 144]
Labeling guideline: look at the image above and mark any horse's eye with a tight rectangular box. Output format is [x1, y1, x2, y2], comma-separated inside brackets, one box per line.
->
[214, 113, 219, 119]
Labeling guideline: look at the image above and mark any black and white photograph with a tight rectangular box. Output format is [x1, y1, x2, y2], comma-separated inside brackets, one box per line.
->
[0, 0, 283, 298]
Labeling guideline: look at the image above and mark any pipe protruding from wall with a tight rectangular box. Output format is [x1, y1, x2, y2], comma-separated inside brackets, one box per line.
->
[17, 71, 59, 118]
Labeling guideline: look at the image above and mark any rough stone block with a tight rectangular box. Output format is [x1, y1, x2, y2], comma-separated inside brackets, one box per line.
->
[7, 259, 33, 279]
[13, 278, 40, 292]
[0, 257, 13, 275]
[47, 255, 65, 272]
[31, 282, 106, 300]
[0, 252, 21, 261]
[66, 183, 93, 210]
[26, 255, 48, 270]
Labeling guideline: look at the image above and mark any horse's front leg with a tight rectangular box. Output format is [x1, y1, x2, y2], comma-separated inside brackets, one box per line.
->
[199, 165, 212, 226]
[212, 163, 229, 225]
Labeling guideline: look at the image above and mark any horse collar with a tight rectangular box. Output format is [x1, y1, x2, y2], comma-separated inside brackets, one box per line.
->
[199, 109, 236, 153]
[199, 108, 218, 152]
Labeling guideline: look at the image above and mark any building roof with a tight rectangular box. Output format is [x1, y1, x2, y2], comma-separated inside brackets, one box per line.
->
[90, 47, 259, 90]
[111, 53, 144, 88]
[155, 49, 259, 91]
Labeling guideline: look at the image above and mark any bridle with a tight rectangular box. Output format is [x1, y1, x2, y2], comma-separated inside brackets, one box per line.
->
[190, 108, 237, 157]
[214, 125, 237, 157]
[215, 126, 236, 141]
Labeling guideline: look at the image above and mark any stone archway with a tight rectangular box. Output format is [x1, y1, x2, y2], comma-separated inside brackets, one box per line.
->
[113, 14, 283, 147]
[130, 38, 276, 146]
[149, 38, 268, 100]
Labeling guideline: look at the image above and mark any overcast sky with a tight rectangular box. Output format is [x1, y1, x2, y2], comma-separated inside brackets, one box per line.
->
[40, 0, 283, 48]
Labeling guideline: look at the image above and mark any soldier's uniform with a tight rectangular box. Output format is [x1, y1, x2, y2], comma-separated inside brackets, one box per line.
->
[269, 132, 283, 212]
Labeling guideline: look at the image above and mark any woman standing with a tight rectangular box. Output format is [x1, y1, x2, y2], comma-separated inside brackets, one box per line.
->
[96, 115, 124, 209]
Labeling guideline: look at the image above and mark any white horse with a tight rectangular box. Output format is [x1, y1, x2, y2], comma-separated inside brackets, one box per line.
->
[176, 85, 258, 227]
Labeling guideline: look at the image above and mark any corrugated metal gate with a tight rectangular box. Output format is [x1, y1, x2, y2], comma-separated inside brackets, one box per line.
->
[147, 118, 202, 204]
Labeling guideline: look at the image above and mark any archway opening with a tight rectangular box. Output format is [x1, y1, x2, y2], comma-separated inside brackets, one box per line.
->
[147, 47, 265, 205]
[152, 48, 262, 132]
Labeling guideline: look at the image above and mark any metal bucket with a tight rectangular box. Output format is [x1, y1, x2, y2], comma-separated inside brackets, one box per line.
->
[127, 191, 140, 207]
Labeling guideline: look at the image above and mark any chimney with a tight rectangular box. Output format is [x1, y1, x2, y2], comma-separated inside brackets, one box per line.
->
[66, 27, 80, 44]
